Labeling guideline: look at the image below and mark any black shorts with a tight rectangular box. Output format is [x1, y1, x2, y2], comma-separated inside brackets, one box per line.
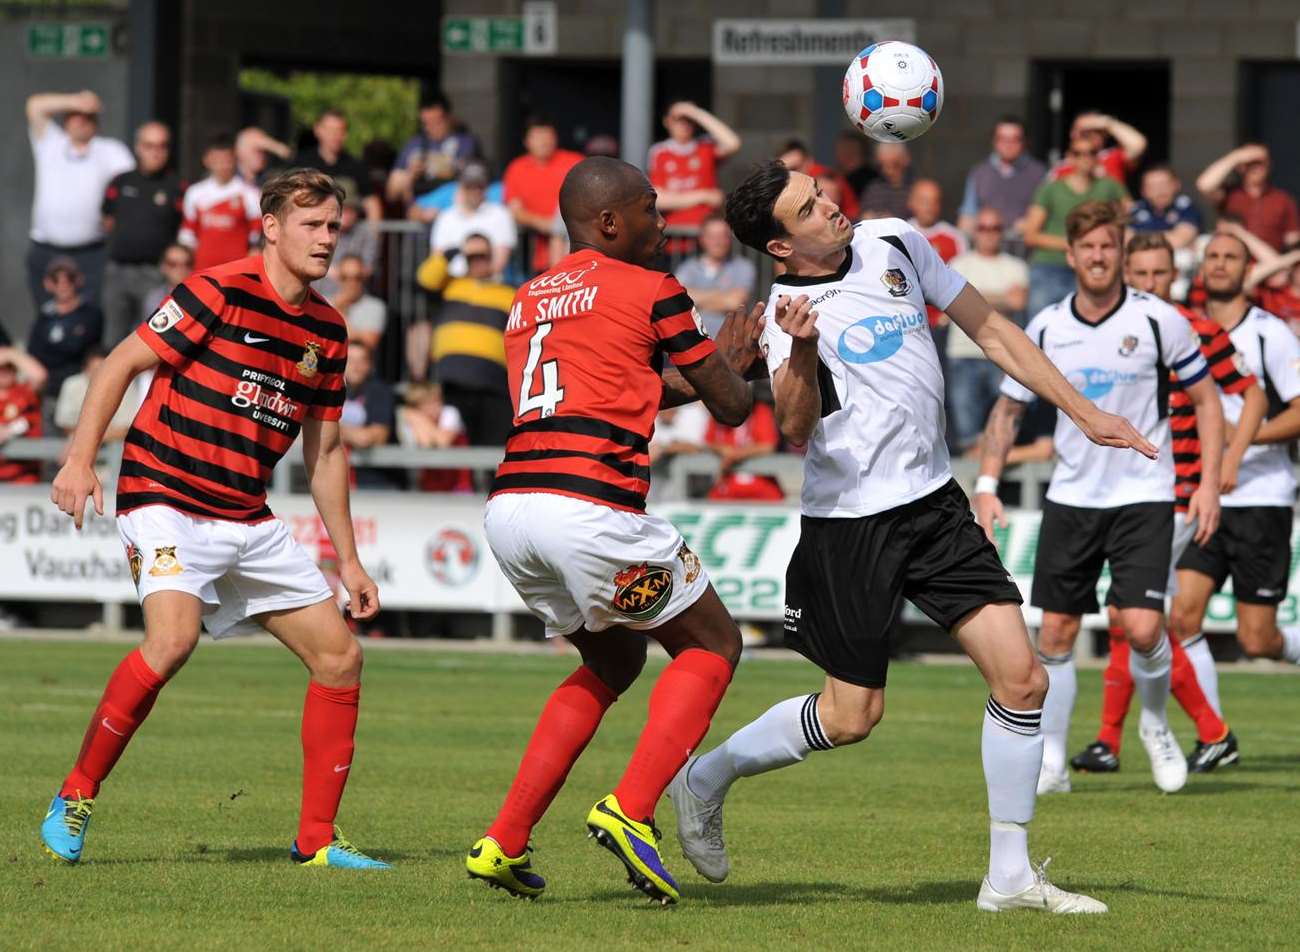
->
[1031, 499, 1173, 615]
[1176, 505, 1292, 605]
[782, 479, 1022, 689]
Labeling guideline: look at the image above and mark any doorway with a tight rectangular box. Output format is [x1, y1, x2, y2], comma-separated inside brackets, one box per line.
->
[1240, 62, 1300, 205]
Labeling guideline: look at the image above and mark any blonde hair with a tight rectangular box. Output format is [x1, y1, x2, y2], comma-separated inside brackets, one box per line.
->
[1065, 199, 1126, 245]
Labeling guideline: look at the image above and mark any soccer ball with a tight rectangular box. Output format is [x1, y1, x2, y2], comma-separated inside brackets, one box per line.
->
[842, 41, 944, 143]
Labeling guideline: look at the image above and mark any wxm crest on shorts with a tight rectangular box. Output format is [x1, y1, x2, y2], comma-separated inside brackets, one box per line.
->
[880, 268, 911, 297]
[611, 563, 674, 621]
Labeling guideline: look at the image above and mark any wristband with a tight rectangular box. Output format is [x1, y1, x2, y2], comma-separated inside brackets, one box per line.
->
[974, 475, 999, 496]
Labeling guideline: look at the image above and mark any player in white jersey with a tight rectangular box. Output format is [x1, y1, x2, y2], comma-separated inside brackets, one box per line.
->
[669, 162, 1156, 915]
[975, 201, 1225, 796]
[1169, 232, 1300, 717]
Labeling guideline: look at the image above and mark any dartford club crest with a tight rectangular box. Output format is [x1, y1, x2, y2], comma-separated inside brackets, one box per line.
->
[881, 268, 911, 297]
[612, 562, 674, 621]
[676, 543, 701, 584]
[297, 341, 322, 379]
[148, 546, 183, 577]
[125, 543, 143, 586]
[1118, 335, 1139, 357]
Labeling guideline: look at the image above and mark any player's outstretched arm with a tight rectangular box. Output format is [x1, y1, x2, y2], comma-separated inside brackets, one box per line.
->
[946, 284, 1157, 459]
[301, 417, 379, 620]
[661, 301, 765, 408]
[1185, 375, 1223, 545]
[677, 353, 752, 427]
[51, 334, 158, 530]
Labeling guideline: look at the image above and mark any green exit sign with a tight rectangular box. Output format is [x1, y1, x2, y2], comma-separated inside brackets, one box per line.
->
[442, 16, 525, 54]
[27, 23, 110, 59]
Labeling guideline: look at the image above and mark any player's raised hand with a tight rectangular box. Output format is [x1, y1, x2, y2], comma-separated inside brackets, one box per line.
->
[50, 460, 103, 531]
[774, 294, 819, 341]
[1076, 407, 1158, 459]
[340, 560, 380, 620]
[714, 300, 767, 380]
[972, 490, 1006, 544]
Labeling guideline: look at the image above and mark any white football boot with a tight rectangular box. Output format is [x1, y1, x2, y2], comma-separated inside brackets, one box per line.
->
[977, 859, 1108, 914]
[666, 757, 729, 882]
[1139, 722, 1188, 793]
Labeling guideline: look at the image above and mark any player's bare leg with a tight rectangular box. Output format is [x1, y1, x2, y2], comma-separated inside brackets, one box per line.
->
[1035, 610, 1081, 792]
[955, 601, 1105, 913]
[260, 599, 388, 868]
[42, 591, 201, 863]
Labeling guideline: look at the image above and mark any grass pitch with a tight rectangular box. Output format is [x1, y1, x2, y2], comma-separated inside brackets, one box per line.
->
[1, 638, 1297, 951]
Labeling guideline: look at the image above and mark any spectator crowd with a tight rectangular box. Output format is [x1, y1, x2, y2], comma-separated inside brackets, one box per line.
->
[8, 86, 1300, 507]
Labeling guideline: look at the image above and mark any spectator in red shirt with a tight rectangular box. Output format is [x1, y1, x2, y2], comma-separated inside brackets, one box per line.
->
[0, 350, 44, 484]
[777, 138, 860, 221]
[703, 400, 783, 502]
[502, 116, 583, 274]
[1051, 111, 1147, 185]
[179, 134, 262, 272]
[1197, 143, 1300, 252]
[908, 179, 967, 329]
[1247, 247, 1300, 334]
[648, 101, 741, 251]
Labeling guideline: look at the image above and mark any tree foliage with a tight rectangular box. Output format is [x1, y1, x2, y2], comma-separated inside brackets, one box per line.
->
[239, 69, 420, 151]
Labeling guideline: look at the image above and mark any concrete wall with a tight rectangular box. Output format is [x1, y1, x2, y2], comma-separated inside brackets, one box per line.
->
[441, 0, 1296, 216]
[1, 15, 130, 344]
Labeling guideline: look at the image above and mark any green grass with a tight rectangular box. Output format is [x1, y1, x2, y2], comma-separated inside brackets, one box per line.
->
[1, 640, 1297, 951]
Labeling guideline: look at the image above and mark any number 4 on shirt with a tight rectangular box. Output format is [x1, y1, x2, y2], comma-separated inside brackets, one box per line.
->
[518, 322, 565, 418]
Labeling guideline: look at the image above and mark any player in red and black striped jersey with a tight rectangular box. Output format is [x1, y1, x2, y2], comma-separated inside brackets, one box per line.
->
[42, 169, 390, 869]
[1073, 233, 1267, 776]
[468, 157, 761, 903]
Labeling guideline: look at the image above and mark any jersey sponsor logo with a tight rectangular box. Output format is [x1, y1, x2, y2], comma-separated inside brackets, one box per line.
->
[880, 268, 911, 297]
[1065, 367, 1139, 400]
[296, 341, 322, 379]
[783, 604, 801, 632]
[677, 542, 702, 584]
[148, 299, 184, 333]
[837, 312, 928, 364]
[148, 545, 183, 577]
[612, 562, 674, 621]
[231, 379, 298, 430]
[1118, 335, 1139, 357]
[125, 543, 142, 586]
[526, 259, 598, 296]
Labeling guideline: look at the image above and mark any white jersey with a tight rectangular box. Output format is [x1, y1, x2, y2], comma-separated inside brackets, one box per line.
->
[1001, 287, 1208, 508]
[1221, 306, 1300, 508]
[761, 219, 967, 517]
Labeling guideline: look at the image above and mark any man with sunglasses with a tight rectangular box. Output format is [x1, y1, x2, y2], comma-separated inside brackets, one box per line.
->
[102, 122, 185, 348]
[1197, 144, 1300, 253]
[1023, 137, 1129, 318]
[25, 90, 134, 313]
[947, 208, 1029, 450]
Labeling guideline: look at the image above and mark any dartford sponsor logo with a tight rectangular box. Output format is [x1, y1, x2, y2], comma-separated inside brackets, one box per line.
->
[837, 312, 928, 364]
[784, 604, 801, 632]
[1065, 367, 1139, 400]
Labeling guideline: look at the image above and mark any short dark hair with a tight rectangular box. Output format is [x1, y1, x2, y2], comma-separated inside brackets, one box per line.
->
[725, 161, 791, 258]
[316, 107, 347, 125]
[1125, 231, 1173, 261]
[205, 133, 234, 153]
[260, 167, 346, 220]
[461, 231, 492, 249]
[420, 93, 451, 113]
[994, 115, 1026, 131]
[524, 115, 556, 134]
[1142, 163, 1179, 179]
[780, 138, 810, 156]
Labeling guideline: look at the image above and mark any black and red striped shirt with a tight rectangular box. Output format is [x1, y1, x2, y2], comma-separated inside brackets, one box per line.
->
[118, 255, 347, 522]
[1170, 303, 1257, 512]
[491, 250, 715, 513]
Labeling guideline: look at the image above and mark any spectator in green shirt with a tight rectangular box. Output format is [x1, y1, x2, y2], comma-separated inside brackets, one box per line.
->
[1023, 138, 1129, 316]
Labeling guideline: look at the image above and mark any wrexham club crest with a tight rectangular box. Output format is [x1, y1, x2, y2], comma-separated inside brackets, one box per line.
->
[612, 562, 674, 621]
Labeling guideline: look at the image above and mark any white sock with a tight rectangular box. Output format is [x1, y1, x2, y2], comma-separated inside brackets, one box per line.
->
[1130, 636, 1172, 733]
[687, 693, 833, 802]
[984, 697, 1041, 894]
[1039, 652, 1076, 775]
[1182, 634, 1221, 716]
[1280, 626, 1300, 664]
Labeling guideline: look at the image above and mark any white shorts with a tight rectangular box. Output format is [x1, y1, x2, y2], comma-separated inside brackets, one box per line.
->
[1169, 511, 1196, 595]
[485, 492, 711, 638]
[117, 505, 333, 638]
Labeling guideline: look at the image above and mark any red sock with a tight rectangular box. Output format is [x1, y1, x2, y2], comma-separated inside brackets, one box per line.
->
[1170, 635, 1227, 744]
[61, 649, 165, 799]
[297, 681, 360, 855]
[1098, 628, 1132, 754]
[487, 666, 617, 856]
[613, 648, 733, 822]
